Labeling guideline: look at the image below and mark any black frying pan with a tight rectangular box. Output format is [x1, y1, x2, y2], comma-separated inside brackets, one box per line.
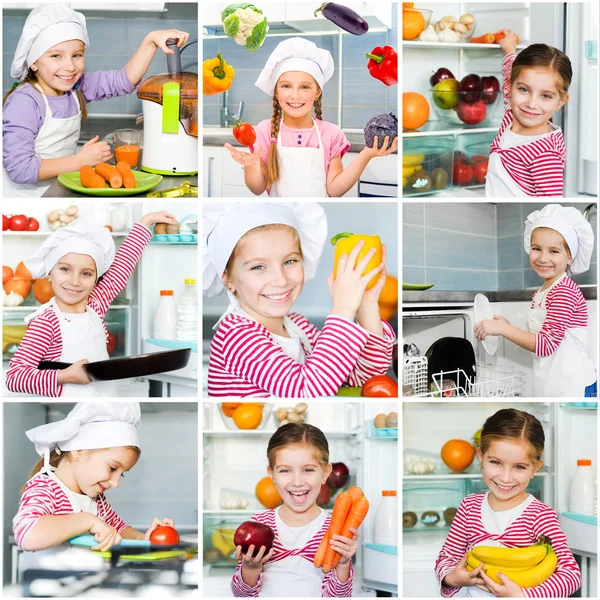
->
[38, 348, 192, 381]
[425, 337, 476, 393]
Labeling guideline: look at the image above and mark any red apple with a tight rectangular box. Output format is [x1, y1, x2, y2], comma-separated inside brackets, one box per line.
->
[456, 99, 487, 125]
[327, 462, 350, 491]
[430, 68, 455, 88]
[234, 521, 274, 554]
[481, 76, 500, 105]
[459, 74, 483, 104]
[317, 483, 331, 507]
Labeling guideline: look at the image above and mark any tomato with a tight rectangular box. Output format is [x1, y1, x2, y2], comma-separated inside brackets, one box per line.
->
[27, 217, 40, 231]
[473, 159, 489, 184]
[2, 215, 9, 231]
[106, 332, 118, 355]
[361, 375, 398, 398]
[9, 215, 29, 231]
[232, 122, 257, 147]
[149, 525, 180, 546]
[453, 162, 474, 186]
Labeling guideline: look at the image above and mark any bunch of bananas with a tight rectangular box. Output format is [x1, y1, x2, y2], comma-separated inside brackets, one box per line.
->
[211, 527, 237, 559]
[466, 539, 557, 587]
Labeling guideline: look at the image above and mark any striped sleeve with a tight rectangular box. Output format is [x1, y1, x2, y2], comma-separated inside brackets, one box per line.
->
[322, 562, 354, 597]
[5, 311, 63, 396]
[502, 53, 516, 112]
[88, 222, 152, 317]
[347, 319, 395, 386]
[219, 315, 369, 397]
[530, 150, 565, 196]
[97, 495, 128, 534]
[523, 506, 581, 597]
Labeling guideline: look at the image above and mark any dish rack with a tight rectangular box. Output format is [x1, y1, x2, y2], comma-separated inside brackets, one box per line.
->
[403, 356, 526, 398]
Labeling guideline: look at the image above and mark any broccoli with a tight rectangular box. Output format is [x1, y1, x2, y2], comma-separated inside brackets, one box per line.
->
[222, 3, 269, 52]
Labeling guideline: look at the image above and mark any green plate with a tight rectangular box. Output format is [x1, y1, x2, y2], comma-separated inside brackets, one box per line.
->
[58, 171, 163, 196]
[402, 283, 434, 291]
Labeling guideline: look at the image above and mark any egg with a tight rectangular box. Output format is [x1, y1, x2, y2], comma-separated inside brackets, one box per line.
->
[385, 412, 398, 428]
[374, 413, 387, 429]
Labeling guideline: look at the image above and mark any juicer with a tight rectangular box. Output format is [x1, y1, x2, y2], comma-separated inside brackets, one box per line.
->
[137, 38, 198, 175]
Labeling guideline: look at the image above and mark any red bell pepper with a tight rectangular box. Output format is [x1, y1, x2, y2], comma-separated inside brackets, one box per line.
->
[366, 46, 398, 87]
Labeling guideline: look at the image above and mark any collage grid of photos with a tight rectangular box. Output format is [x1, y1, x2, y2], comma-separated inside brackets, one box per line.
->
[0, 0, 598, 599]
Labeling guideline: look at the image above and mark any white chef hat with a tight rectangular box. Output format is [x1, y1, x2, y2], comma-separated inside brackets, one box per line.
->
[26, 402, 141, 471]
[524, 204, 595, 276]
[11, 4, 89, 81]
[255, 37, 335, 96]
[203, 202, 327, 297]
[25, 218, 115, 280]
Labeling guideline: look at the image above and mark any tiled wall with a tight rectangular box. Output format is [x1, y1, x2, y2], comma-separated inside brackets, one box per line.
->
[203, 5, 398, 129]
[2, 3, 198, 116]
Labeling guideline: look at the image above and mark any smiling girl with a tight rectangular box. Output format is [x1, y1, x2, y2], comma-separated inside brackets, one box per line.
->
[2, 4, 188, 197]
[436, 409, 581, 598]
[486, 31, 572, 197]
[224, 37, 397, 197]
[232, 423, 358, 597]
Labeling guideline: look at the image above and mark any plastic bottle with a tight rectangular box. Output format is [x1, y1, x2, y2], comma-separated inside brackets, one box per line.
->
[176, 278, 198, 342]
[152, 290, 177, 340]
[373, 490, 397, 545]
[569, 459, 596, 515]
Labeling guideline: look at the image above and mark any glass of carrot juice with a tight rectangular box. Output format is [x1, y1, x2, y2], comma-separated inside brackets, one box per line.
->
[113, 129, 141, 169]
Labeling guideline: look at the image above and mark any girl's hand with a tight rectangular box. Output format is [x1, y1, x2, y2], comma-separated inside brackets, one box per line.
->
[140, 211, 178, 228]
[474, 318, 505, 340]
[89, 517, 122, 551]
[443, 553, 485, 588]
[497, 29, 518, 55]
[234, 544, 274, 570]
[144, 517, 175, 541]
[146, 29, 190, 54]
[224, 143, 263, 168]
[56, 359, 92, 385]
[360, 244, 387, 307]
[77, 135, 113, 168]
[476, 569, 525, 597]
[360, 136, 399, 159]
[328, 241, 385, 321]
[332, 527, 359, 565]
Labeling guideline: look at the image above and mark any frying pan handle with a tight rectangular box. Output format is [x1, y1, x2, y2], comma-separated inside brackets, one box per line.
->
[38, 361, 73, 370]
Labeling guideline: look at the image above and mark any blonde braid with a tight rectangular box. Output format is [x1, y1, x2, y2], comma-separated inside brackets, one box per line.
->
[267, 96, 282, 188]
[314, 93, 323, 120]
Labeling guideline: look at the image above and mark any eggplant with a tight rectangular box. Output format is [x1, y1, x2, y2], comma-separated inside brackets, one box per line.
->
[314, 3, 369, 36]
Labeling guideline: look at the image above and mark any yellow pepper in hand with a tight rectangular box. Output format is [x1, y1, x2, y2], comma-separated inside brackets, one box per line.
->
[203, 54, 235, 96]
[332, 232, 382, 290]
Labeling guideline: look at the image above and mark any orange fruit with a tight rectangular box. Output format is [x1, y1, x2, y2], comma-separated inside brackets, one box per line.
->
[15, 261, 33, 280]
[221, 402, 242, 417]
[379, 275, 399, 307]
[255, 476, 283, 509]
[441, 439, 475, 472]
[379, 304, 397, 321]
[402, 2, 415, 8]
[403, 92, 430, 130]
[403, 9, 426, 41]
[232, 404, 263, 429]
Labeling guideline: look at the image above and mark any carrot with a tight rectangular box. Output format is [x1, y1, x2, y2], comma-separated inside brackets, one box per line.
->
[494, 31, 520, 44]
[313, 530, 330, 568]
[115, 160, 136, 189]
[321, 492, 353, 573]
[332, 496, 370, 568]
[95, 162, 123, 189]
[79, 165, 106, 189]
[470, 33, 495, 44]
[346, 487, 364, 502]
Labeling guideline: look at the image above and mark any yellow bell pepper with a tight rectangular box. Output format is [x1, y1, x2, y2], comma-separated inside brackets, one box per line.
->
[332, 232, 382, 290]
[203, 54, 235, 96]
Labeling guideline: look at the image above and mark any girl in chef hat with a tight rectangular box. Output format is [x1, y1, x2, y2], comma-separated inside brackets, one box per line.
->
[203, 202, 395, 398]
[224, 37, 398, 198]
[13, 402, 175, 566]
[3, 3, 189, 197]
[475, 204, 596, 397]
[6, 210, 177, 398]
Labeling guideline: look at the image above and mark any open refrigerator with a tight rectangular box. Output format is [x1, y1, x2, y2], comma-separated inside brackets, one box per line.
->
[202, 401, 399, 597]
[403, 2, 598, 198]
[402, 401, 598, 597]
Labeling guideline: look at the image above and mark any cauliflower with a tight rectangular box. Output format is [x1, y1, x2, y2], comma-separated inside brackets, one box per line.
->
[222, 3, 269, 52]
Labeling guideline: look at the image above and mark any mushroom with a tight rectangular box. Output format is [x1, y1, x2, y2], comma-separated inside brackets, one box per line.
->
[454, 22, 468, 34]
[460, 13, 476, 25]
[65, 205, 79, 216]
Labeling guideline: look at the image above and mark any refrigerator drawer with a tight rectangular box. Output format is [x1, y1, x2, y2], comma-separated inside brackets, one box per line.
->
[559, 514, 598, 555]
[363, 544, 398, 586]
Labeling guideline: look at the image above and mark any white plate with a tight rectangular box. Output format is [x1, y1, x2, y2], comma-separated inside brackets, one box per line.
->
[474, 293, 498, 355]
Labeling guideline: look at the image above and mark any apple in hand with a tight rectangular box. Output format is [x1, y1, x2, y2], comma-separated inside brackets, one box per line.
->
[482, 76, 500, 105]
[456, 99, 487, 125]
[459, 74, 483, 104]
[430, 68, 455, 88]
[234, 521, 274, 554]
[327, 462, 350, 490]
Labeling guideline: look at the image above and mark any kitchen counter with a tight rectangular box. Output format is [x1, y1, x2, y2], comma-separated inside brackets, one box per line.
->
[403, 287, 598, 303]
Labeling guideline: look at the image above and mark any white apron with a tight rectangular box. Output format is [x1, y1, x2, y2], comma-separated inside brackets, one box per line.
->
[527, 274, 596, 397]
[3, 83, 81, 198]
[26, 298, 117, 397]
[270, 118, 328, 198]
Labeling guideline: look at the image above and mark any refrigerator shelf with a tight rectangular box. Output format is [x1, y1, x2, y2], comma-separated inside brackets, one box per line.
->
[403, 470, 549, 481]
[402, 119, 502, 138]
[403, 41, 528, 50]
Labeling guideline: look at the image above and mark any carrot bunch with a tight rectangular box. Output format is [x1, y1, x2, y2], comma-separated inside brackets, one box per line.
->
[314, 486, 369, 573]
[80, 161, 136, 189]
[471, 31, 521, 44]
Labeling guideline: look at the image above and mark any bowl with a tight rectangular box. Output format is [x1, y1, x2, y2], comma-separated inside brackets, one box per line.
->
[403, 8, 432, 41]
[218, 403, 273, 430]
[429, 89, 502, 127]
[427, 19, 477, 43]
[403, 140, 454, 196]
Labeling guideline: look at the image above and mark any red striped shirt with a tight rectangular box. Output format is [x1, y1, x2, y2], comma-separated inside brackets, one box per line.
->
[208, 313, 395, 397]
[490, 54, 566, 197]
[6, 223, 152, 396]
[231, 509, 354, 597]
[435, 493, 581, 598]
[13, 473, 128, 549]
[532, 276, 588, 356]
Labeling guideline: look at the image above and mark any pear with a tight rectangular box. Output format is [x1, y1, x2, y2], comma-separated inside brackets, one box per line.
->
[432, 78, 459, 110]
